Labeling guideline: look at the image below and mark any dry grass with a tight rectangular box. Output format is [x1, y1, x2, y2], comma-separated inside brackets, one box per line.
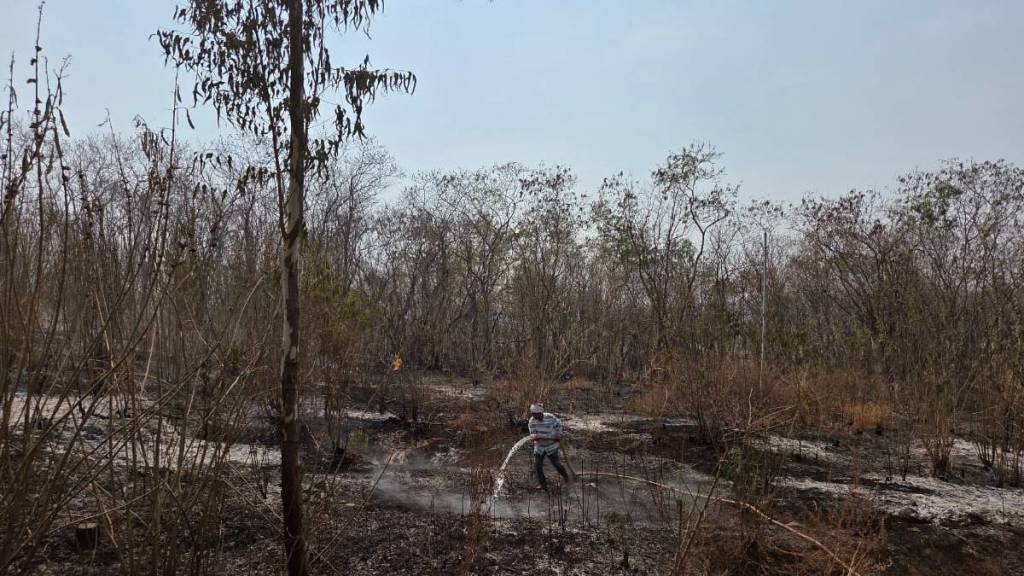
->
[492, 370, 554, 417]
[970, 362, 1024, 486]
[768, 369, 891, 432]
[563, 376, 596, 393]
[844, 401, 892, 433]
[680, 491, 888, 576]
[628, 371, 678, 418]
[450, 412, 489, 434]
[457, 465, 496, 575]
[770, 492, 888, 576]
[921, 407, 955, 475]
[629, 355, 808, 444]
[631, 356, 770, 444]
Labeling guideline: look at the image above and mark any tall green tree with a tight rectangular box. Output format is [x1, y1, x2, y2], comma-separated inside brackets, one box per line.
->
[158, 2, 413, 574]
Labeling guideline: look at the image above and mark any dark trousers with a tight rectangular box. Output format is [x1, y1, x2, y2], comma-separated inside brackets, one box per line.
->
[534, 450, 569, 489]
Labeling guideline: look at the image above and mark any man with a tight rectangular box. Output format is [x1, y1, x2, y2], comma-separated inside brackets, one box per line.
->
[527, 403, 569, 491]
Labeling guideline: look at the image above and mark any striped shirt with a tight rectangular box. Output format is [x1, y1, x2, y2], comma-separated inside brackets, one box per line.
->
[528, 413, 563, 455]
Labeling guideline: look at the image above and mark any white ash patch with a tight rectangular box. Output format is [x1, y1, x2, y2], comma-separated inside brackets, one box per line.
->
[560, 414, 614, 433]
[224, 441, 281, 467]
[2, 391, 134, 429]
[756, 435, 844, 464]
[424, 380, 487, 400]
[344, 409, 397, 422]
[903, 436, 985, 469]
[660, 417, 698, 427]
[3, 393, 72, 427]
[7, 392, 281, 474]
[559, 413, 651, 434]
[99, 428, 281, 472]
[950, 438, 978, 460]
[780, 474, 1024, 525]
[429, 446, 462, 467]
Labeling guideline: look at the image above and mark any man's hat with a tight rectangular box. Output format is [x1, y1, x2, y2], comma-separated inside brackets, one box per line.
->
[529, 403, 544, 414]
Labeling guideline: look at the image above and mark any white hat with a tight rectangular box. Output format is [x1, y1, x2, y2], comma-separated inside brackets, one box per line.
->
[529, 404, 544, 414]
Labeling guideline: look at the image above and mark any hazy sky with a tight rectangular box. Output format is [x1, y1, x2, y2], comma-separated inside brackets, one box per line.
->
[2, 0, 1022, 202]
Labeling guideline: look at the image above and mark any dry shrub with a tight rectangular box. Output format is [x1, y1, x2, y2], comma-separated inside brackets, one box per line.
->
[970, 362, 1024, 486]
[766, 369, 836, 431]
[563, 376, 596, 393]
[629, 369, 678, 418]
[630, 354, 791, 445]
[450, 411, 489, 434]
[682, 524, 762, 576]
[768, 368, 890, 432]
[493, 367, 554, 420]
[920, 411, 955, 475]
[627, 350, 678, 414]
[449, 410, 501, 450]
[683, 492, 887, 576]
[909, 367, 957, 476]
[783, 492, 888, 576]
[457, 465, 495, 575]
[844, 401, 892, 433]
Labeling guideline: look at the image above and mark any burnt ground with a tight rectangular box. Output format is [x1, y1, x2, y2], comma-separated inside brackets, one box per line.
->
[21, 374, 1024, 575]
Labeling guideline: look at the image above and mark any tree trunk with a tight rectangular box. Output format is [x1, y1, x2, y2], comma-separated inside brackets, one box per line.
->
[280, 1, 308, 575]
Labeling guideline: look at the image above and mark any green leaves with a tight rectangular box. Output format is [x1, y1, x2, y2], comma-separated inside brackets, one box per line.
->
[158, 0, 414, 158]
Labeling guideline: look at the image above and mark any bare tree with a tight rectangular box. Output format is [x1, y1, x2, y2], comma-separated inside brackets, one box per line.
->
[594, 143, 735, 353]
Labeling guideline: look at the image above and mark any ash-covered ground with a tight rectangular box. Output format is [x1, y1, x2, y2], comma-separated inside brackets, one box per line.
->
[12, 374, 1024, 575]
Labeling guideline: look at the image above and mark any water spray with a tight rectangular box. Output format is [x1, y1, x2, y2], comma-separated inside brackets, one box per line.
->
[491, 434, 533, 499]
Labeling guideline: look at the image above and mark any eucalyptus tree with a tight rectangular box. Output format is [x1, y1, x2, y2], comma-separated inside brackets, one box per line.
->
[157, 2, 414, 573]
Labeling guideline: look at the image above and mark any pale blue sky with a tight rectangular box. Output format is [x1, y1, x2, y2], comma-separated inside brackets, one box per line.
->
[2, 1, 1022, 201]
